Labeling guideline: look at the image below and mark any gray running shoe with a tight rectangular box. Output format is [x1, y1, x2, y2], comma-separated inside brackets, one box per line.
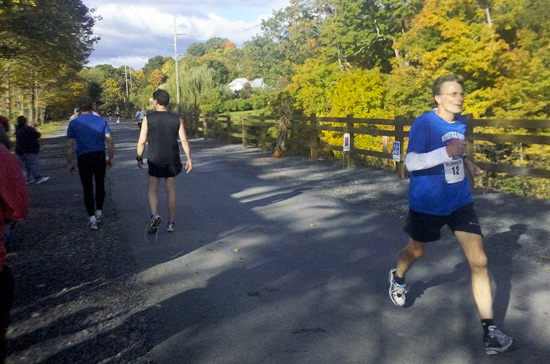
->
[167, 222, 175, 232]
[88, 217, 98, 231]
[388, 268, 408, 307]
[484, 326, 513, 355]
[147, 213, 162, 234]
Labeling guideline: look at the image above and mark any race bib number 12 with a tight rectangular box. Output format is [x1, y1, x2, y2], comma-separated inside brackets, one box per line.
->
[444, 158, 465, 184]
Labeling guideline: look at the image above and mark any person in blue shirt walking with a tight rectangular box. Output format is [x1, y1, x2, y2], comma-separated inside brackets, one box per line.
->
[66, 97, 115, 230]
[135, 108, 145, 129]
[388, 74, 513, 355]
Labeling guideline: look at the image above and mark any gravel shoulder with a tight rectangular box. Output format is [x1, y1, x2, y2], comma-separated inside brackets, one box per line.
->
[221, 142, 550, 268]
[6, 126, 152, 364]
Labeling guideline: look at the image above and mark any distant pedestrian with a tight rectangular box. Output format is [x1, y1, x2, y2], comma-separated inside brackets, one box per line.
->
[115, 106, 121, 123]
[135, 108, 145, 129]
[66, 96, 115, 230]
[69, 108, 79, 121]
[0, 144, 28, 364]
[387, 74, 513, 355]
[136, 89, 192, 234]
[15, 116, 49, 184]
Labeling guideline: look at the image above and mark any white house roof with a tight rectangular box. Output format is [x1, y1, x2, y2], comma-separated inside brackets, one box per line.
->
[227, 77, 266, 92]
[250, 78, 266, 89]
[227, 78, 249, 92]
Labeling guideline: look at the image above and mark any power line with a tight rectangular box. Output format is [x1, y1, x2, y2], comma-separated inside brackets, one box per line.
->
[223, 23, 262, 37]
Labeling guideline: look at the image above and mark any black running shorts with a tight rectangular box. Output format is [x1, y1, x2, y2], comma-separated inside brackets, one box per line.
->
[404, 203, 483, 243]
[148, 162, 182, 178]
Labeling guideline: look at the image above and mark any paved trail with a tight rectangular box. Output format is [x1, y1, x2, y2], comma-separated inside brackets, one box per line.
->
[8, 119, 549, 364]
[106, 121, 549, 364]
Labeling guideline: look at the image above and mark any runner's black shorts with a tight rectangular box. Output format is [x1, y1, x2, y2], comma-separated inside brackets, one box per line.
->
[404, 203, 483, 243]
[148, 162, 182, 178]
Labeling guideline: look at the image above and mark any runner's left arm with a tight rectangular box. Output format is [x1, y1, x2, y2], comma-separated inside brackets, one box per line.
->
[105, 133, 115, 169]
[464, 157, 482, 177]
[178, 118, 192, 173]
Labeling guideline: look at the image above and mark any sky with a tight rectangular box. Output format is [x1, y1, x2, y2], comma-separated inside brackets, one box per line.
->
[83, 0, 291, 70]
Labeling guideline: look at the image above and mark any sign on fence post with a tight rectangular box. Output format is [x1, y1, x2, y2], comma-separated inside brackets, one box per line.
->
[392, 141, 401, 162]
[343, 133, 351, 152]
[343, 133, 351, 168]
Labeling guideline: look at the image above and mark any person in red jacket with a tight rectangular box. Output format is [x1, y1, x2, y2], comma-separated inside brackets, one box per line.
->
[0, 144, 29, 364]
[0, 115, 10, 150]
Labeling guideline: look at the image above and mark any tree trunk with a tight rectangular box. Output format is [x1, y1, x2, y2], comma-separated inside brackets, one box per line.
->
[484, 7, 493, 29]
[30, 70, 36, 127]
[7, 63, 13, 122]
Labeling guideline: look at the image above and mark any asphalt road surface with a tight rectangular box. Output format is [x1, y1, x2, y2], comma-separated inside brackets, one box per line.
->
[103, 120, 550, 364]
[12, 119, 547, 364]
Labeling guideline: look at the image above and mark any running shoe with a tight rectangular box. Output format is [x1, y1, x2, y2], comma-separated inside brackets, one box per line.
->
[88, 216, 98, 231]
[388, 268, 408, 307]
[147, 213, 162, 234]
[167, 222, 175, 232]
[95, 213, 105, 224]
[484, 326, 513, 355]
[36, 176, 50, 184]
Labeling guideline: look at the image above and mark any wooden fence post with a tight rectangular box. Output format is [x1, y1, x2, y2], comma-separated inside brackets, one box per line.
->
[346, 113, 355, 167]
[213, 113, 219, 141]
[194, 109, 199, 136]
[465, 114, 475, 187]
[395, 115, 406, 179]
[226, 114, 232, 144]
[465, 114, 474, 159]
[310, 113, 319, 160]
[202, 113, 208, 139]
[242, 116, 248, 147]
[259, 114, 267, 151]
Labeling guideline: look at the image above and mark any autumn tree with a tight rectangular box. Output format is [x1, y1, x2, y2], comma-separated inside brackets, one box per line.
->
[0, 0, 98, 122]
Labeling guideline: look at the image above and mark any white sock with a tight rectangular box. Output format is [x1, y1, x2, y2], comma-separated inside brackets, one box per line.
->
[95, 210, 103, 218]
[89, 215, 97, 223]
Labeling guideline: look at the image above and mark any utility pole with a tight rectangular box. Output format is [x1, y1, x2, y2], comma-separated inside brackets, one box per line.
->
[173, 17, 185, 109]
[123, 65, 130, 112]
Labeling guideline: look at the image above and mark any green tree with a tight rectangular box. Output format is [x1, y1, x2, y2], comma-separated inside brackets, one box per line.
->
[204, 37, 229, 54]
[287, 58, 339, 115]
[94, 64, 117, 81]
[329, 67, 389, 118]
[186, 42, 206, 57]
[142, 56, 169, 77]
[203, 59, 230, 85]
[101, 78, 122, 109]
[315, 0, 398, 71]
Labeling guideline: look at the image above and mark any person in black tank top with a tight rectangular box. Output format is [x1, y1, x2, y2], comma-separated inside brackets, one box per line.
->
[136, 89, 193, 234]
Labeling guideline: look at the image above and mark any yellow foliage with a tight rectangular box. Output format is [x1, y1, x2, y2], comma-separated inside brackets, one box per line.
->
[149, 69, 164, 89]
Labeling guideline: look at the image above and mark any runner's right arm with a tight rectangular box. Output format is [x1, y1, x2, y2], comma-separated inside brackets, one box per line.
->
[136, 116, 148, 169]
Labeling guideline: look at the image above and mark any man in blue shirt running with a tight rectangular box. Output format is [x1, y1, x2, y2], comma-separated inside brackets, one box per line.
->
[388, 74, 513, 355]
[66, 96, 115, 230]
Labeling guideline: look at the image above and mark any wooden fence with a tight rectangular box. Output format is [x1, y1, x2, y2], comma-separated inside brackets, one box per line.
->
[184, 112, 550, 180]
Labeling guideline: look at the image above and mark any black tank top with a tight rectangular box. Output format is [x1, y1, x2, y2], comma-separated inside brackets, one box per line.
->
[146, 111, 181, 164]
